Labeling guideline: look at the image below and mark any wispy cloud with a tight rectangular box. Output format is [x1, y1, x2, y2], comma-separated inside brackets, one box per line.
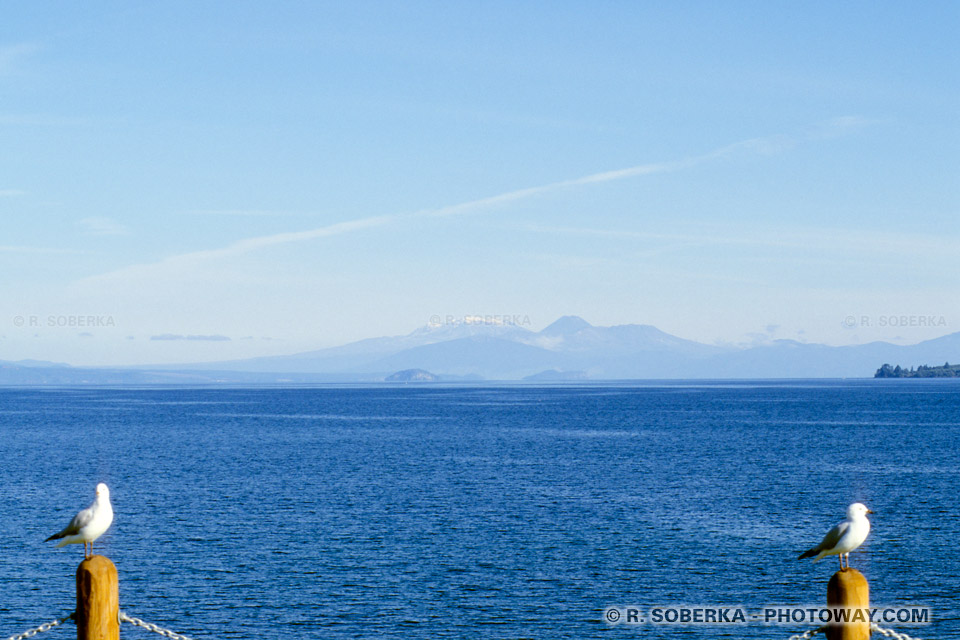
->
[79, 120, 879, 285]
[811, 115, 887, 139]
[77, 217, 130, 236]
[0, 43, 41, 74]
[520, 223, 691, 243]
[184, 209, 310, 217]
[168, 215, 396, 264]
[368, 97, 613, 134]
[0, 245, 80, 254]
[150, 334, 231, 341]
[0, 189, 25, 197]
[521, 222, 959, 258]
[0, 113, 89, 127]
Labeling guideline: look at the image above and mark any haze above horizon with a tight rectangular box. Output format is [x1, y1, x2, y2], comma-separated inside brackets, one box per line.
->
[1, 2, 957, 366]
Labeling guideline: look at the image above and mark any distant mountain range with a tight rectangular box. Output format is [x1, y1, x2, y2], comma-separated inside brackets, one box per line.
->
[3, 316, 960, 384]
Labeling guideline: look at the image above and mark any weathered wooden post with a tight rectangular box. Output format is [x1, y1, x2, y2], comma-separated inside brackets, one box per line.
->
[826, 568, 869, 640]
[75, 556, 119, 640]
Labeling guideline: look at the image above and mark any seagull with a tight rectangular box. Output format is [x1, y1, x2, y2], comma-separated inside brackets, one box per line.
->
[798, 503, 873, 570]
[45, 483, 114, 559]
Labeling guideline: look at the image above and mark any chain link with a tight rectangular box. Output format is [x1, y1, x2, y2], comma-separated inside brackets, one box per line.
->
[871, 624, 924, 640]
[788, 624, 926, 640]
[5, 611, 929, 640]
[3, 613, 74, 640]
[119, 611, 195, 640]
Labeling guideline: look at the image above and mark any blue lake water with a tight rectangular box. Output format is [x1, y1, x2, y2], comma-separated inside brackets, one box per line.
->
[1, 381, 958, 639]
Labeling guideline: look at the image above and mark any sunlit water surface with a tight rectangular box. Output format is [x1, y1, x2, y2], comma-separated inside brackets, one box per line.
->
[1, 381, 957, 638]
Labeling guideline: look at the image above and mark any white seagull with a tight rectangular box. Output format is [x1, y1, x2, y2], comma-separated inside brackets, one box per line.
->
[45, 483, 114, 559]
[799, 502, 873, 570]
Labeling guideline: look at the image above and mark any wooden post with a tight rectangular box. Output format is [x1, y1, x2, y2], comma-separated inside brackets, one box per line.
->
[826, 568, 870, 640]
[75, 556, 119, 640]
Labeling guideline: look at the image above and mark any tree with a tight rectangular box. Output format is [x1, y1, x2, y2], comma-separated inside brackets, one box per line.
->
[875, 364, 896, 378]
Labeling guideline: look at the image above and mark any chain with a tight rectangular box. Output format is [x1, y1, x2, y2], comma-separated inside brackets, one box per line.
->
[789, 624, 926, 640]
[5, 611, 196, 640]
[8, 608, 927, 640]
[118, 611, 195, 640]
[871, 624, 924, 640]
[3, 613, 74, 640]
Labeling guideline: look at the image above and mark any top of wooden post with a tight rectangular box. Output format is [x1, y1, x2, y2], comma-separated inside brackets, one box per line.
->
[827, 568, 869, 606]
[76, 555, 119, 640]
[825, 568, 869, 640]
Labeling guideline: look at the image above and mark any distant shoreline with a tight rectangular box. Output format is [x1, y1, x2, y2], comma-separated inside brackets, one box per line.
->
[5, 377, 960, 391]
[875, 363, 960, 378]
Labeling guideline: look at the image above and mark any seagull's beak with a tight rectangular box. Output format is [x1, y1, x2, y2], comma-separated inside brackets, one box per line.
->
[867, 509, 874, 514]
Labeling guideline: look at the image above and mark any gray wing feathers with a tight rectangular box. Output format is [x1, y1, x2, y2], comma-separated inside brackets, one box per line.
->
[45, 506, 95, 541]
[816, 521, 849, 552]
[798, 521, 849, 559]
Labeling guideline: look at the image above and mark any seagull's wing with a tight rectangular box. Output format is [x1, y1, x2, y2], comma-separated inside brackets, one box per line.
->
[816, 521, 850, 552]
[45, 506, 96, 541]
[799, 521, 849, 559]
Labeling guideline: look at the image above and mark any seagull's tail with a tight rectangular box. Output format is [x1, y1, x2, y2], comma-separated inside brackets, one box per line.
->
[798, 547, 820, 560]
[44, 531, 65, 542]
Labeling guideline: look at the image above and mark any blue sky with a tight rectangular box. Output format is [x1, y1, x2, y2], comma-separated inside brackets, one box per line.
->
[1, 1, 958, 365]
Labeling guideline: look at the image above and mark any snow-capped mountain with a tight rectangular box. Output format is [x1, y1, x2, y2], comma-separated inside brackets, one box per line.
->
[123, 316, 960, 380]
[5, 317, 960, 382]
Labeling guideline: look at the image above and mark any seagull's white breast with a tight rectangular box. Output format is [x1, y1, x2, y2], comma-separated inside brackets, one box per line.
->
[833, 516, 870, 553]
[81, 500, 114, 542]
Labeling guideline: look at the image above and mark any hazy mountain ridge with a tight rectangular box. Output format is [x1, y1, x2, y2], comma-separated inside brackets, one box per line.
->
[3, 316, 960, 383]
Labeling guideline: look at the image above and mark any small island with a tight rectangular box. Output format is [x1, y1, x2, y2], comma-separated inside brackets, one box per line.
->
[875, 362, 960, 378]
[384, 368, 440, 382]
[522, 369, 588, 382]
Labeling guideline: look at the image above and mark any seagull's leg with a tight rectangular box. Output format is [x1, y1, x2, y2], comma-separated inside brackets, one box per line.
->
[838, 554, 844, 571]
